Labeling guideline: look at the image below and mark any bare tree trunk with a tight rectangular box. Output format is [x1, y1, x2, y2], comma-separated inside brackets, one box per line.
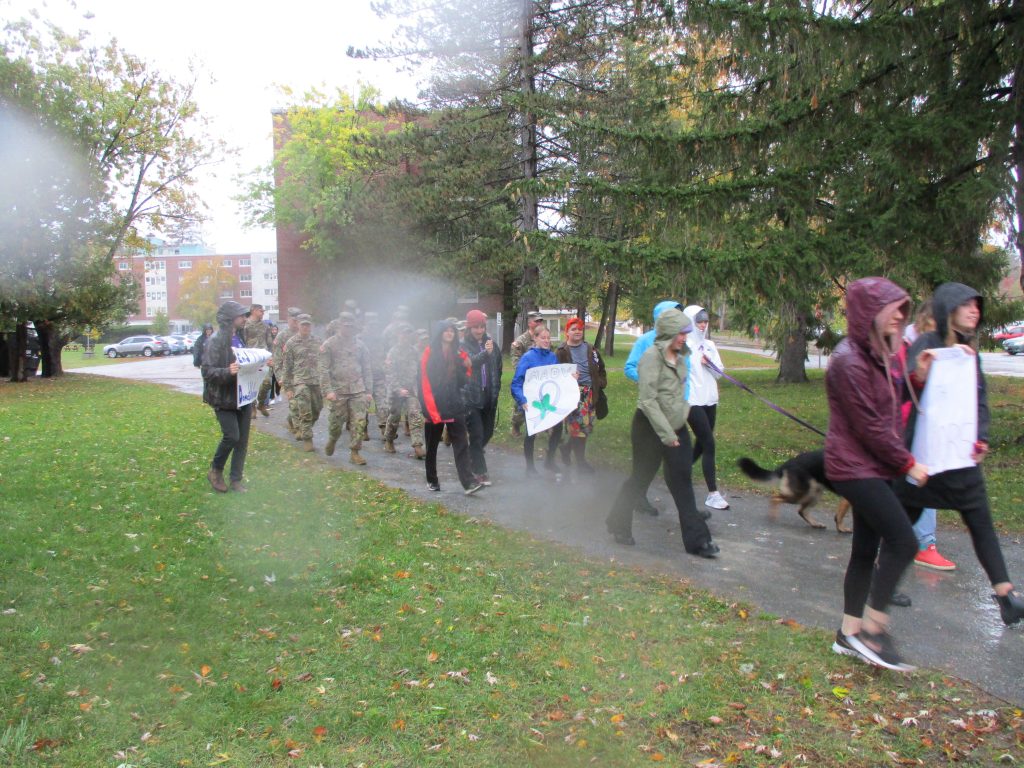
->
[1014, 53, 1024, 293]
[593, 282, 613, 350]
[35, 320, 66, 378]
[517, 0, 540, 324]
[777, 306, 809, 383]
[8, 326, 27, 382]
[603, 281, 619, 358]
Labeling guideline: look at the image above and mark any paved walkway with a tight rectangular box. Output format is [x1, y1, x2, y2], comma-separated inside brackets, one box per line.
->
[71, 356, 1024, 704]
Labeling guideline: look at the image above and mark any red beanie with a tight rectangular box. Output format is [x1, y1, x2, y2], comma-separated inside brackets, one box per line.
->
[566, 317, 585, 332]
[466, 309, 488, 327]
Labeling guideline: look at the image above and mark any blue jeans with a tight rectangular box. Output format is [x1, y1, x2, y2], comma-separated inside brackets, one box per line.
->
[912, 508, 937, 549]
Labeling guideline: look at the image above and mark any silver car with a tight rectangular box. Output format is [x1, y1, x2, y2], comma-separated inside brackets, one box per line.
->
[1003, 336, 1024, 356]
[103, 335, 170, 358]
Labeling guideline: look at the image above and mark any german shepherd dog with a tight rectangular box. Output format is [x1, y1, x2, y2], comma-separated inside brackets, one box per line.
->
[738, 449, 851, 533]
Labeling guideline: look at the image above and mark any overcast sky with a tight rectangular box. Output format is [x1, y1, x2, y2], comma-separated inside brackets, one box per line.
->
[3, 0, 423, 252]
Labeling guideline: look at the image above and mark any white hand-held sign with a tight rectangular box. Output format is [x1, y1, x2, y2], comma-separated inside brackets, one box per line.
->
[523, 364, 579, 436]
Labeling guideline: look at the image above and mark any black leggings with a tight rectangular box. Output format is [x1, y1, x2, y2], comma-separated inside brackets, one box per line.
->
[524, 422, 562, 469]
[894, 466, 1010, 587]
[688, 404, 717, 492]
[212, 405, 253, 482]
[424, 418, 476, 489]
[832, 478, 918, 617]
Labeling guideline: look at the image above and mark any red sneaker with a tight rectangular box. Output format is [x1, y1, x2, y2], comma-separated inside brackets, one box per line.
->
[914, 544, 956, 571]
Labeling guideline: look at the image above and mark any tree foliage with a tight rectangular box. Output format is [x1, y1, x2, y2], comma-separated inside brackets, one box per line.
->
[175, 261, 236, 328]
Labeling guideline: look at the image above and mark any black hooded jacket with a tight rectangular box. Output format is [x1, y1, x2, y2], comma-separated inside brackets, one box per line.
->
[905, 282, 989, 445]
[460, 331, 503, 409]
[202, 301, 249, 410]
[419, 320, 471, 423]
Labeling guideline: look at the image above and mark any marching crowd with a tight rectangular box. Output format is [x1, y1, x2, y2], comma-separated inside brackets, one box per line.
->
[199, 281, 1024, 673]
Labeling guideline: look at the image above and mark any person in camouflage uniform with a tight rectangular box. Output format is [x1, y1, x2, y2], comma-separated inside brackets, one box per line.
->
[244, 304, 274, 417]
[319, 312, 374, 465]
[384, 323, 425, 458]
[508, 311, 545, 437]
[361, 311, 390, 438]
[381, 305, 410, 353]
[273, 307, 303, 436]
[281, 314, 323, 452]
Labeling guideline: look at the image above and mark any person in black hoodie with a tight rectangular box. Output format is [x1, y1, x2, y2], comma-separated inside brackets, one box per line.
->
[460, 310, 503, 485]
[419, 319, 484, 495]
[192, 323, 214, 368]
[201, 301, 252, 493]
[896, 282, 1024, 626]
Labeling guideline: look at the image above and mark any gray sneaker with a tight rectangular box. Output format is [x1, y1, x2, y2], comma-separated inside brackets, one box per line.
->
[705, 491, 729, 510]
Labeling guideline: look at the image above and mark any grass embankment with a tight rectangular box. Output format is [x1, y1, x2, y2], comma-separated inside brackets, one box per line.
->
[492, 350, 1024, 532]
[1, 376, 1021, 766]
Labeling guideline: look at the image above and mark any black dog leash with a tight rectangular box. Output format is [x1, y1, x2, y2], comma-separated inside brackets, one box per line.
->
[704, 359, 827, 438]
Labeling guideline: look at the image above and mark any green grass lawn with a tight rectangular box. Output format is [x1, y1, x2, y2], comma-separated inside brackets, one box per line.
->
[59, 347, 145, 368]
[493, 359, 1024, 532]
[1, 375, 1022, 766]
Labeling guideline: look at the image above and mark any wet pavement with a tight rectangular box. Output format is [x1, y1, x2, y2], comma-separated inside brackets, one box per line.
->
[71, 355, 1024, 704]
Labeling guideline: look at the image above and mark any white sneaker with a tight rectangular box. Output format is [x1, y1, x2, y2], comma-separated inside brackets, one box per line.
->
[705, 491, 729, 510]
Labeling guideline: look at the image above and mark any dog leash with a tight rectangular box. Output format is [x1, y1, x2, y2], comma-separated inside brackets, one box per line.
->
[703, 359, 827, 438]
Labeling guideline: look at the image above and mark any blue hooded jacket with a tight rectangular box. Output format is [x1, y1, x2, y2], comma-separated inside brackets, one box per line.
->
[624, 300, 685, 383]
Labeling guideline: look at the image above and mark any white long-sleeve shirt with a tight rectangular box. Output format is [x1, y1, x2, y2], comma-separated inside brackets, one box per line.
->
[682, 305, 723, 406]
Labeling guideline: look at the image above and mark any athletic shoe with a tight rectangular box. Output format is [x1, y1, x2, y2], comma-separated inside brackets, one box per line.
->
[890, 592, 912, 608]
[464, 482, 484, 496]
[427, 482, 441, 492]
[832, 629, 861, 659]
[477, 474, 492, 487]
[705, 491, 730, 510]
[693, 541, 720, 558]
[847, 630, 915, 672]
[914, 544, 956, 571]
[635, 497, 659, 516]
[612, 531, 636, 546]
[992, 590, 1024, 625]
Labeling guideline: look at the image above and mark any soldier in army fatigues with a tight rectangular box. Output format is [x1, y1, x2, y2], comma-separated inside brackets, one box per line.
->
[319, 312, 374, 465]
[508, 311, 545, 437]
[381, 305, 410, 354]
[384, 323, 425, 458]
[361, 311, 389, 438]
[273, 307, 303, 436]
[281, 314, 323, 452]
[244, 304, 274, 417]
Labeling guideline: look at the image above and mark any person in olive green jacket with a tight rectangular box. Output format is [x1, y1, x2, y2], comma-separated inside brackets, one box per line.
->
[605, 307, 719, 557]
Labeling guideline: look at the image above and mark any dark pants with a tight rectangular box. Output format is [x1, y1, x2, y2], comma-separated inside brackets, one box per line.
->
[424, 418, 476, 489]
[524, 423, 562, 469]
[212, 404, 253, 482]
[833, 478, 918, 617]
[465, 401, 498, 476]
[894, 466, 1010, 586]
[688, 404, 718, 492]
[606, 410, 712, 553]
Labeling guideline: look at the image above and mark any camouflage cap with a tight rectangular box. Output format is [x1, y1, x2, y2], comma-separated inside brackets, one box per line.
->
[250, 303, 264, 311]
[416, 327, 429, 339]
[528, 311, 543, 321]
[287, 307, 303, 318]
[338, 311, 357, 326]
[363, 311, 379, 320]
[397, 322, 414, 334]
[297, 313, 313, 325]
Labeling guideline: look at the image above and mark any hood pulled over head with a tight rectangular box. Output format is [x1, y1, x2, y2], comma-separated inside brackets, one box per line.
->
[654, 307, 692, 345]
[845, 277, 909, 353]
[930, 282, 983, 342]
[216, 301, 250, 327]
[682, 305, 709, 346]
[652, 300, 682, 322]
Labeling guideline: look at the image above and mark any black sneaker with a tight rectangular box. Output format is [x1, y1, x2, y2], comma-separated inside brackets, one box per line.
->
[427, 482, 441, 492]
[692, 541, 720, 559]
[612, 531, 636, 546]
[848, 630, 915, 672]
[464, 482, 484, 496]
[993, 591, 1024, 625]
[890, 592, 912, 608]
[831, 629, 862, 659]
[635, 497, 659, 516]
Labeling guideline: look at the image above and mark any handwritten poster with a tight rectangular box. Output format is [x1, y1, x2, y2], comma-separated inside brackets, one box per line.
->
[234, 348, 272, 408]
[910, 347, 977, 475]
[523, 364, 580, 436]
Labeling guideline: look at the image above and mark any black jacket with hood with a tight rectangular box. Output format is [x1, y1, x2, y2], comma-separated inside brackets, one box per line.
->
[905, 282, 990, 446]
[419, 320, 471, 424]
[460, 332, 503, 409]
[202, 301, 250, 410]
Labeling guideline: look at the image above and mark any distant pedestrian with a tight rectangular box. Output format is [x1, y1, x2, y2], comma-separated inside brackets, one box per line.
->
[605, 307, 717, 557]
[419, 319, 482, 495]
[201, 301, 253, 493]
[384, 323, 425, 459]
[281, 314, 323, 453]
[461, 309, 503, 485]
[192, 323, 213, 368]
[683, 305, 729, 511]
[273, 308, 303, 436]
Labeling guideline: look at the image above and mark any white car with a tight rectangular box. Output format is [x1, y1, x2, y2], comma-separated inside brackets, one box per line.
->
[1002, 336, 1024, 355]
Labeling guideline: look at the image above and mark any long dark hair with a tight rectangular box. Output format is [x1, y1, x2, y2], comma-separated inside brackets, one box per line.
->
[426, 320, 460, 384]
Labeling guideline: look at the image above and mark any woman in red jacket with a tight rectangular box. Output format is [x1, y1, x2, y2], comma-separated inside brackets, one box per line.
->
[826, 277, 929, 671]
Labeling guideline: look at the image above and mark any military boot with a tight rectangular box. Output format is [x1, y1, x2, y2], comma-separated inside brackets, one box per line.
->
[207, 468, 228, 493]
[302, 439, 315, 453]
[413, 445, 426, 460]
[350, 449, 367, 466]
[384, 439, 396, 454]
[325, 435, 337, 456]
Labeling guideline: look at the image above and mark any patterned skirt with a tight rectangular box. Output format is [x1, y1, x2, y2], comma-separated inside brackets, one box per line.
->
[565, 383, 596, 439]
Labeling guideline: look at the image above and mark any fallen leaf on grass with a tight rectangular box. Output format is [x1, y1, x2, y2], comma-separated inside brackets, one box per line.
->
[312, 725, 327, 742]
[68, 644, 93, 655]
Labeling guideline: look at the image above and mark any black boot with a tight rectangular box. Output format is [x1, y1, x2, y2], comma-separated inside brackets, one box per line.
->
[993, 590, 1024, 625]
[572, 439, 595, 474]
[559, 443, 572, 467]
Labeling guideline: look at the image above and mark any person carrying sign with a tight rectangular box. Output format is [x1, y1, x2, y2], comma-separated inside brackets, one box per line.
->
[511, 325, 566, 476]
[895, 282, 1024, 627]
[201, 300, 252, 493]
[604, 308, 718, 557]
[555, 317, 606, 475]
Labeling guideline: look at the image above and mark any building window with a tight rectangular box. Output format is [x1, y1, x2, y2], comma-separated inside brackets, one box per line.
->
[199, 276, 210, 284]
[146, 308, 156, 318]
[179, 260, 192, 269]
[118, 261, 130, 270]
[221, 259, 232, 267]
[266, 288, 277, 296]
[263, 256, 277, 265]
[456, 290, 480, 304]
[155, 260, 165, 269]
[264, 272, 276, 281]
[240, 289, 253, 298]
[267, 304, 278, 313]
[240, 273, 251, 282]
[220, 290, 234, 298]
[239, 258, 251, 267]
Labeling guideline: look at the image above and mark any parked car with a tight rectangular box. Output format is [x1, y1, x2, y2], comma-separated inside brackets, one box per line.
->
[159, 335, 187, 355]
[993, 324, 1024, 342]
[102, 335, 170, 358]
[173, 334, 195, 351]
[1003, 336, 1024, 355]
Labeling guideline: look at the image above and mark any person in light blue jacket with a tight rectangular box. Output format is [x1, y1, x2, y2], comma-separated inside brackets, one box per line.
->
[623, 300, 686, 516]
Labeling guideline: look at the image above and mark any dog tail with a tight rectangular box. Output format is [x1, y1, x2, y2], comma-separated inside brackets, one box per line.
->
[737, 457, 781, 484]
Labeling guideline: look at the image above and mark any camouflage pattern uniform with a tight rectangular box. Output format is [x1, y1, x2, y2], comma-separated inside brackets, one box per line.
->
[281, 317, 323, 444]
[244, 312, 274, 410]
[319, 313, 374, 459]
[361, 312, 389, 435]
[381, 305, 410, 353]
[384, 329, 424, 452]
[273, 308, 302, 435]
[508, 326, 537, 435]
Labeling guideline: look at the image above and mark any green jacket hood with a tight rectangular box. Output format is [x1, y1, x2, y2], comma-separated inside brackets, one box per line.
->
[654, 307, 692, 343]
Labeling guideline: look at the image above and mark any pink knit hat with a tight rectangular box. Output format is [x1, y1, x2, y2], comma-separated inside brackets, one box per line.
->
[465, 309, 488, 327]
